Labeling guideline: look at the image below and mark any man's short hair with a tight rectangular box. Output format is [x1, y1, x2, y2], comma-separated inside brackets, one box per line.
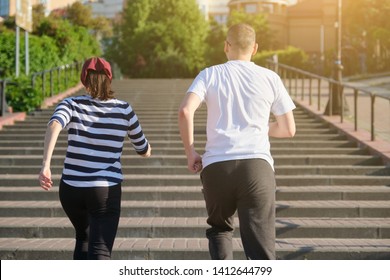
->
[227, 23, 256, 52]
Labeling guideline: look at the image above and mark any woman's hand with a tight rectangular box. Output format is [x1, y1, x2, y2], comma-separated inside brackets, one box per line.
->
[39, 167, 53, 191]
[141, 143, 152, 158]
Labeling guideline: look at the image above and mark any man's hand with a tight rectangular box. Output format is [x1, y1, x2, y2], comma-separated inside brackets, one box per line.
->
[187, 150, 203, 173]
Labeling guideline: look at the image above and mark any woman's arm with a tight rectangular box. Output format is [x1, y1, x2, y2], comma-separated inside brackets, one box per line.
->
[39, 120, 62, 191]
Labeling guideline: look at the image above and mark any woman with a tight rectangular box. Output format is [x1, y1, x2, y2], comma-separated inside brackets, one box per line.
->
[38, 57, 151, 259]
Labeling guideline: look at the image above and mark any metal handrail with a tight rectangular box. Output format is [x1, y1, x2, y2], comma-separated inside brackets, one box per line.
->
[266, 60, 390, 141]
[0, 61, 83, 117]
[31, 61, 82, 101]
[0, 80, 18, 117]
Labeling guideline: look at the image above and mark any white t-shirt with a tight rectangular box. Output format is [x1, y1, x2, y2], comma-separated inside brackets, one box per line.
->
[187, 60, 296, 170]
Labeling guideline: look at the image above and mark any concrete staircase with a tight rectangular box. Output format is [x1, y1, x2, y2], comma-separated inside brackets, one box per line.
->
[0, 79, 390, 260]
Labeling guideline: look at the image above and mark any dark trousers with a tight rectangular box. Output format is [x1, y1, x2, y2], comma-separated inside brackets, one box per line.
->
[59, 180, 121, 260]
[200, 159, 276, 260]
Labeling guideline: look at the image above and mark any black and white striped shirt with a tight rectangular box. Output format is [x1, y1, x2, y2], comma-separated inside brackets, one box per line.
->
[49, 95, 149, 187]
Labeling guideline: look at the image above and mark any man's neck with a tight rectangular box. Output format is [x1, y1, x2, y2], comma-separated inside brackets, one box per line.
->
[227, 53, 252, 62]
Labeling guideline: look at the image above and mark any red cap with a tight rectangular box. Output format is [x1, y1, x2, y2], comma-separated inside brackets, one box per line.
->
[80, 57, 113, 87]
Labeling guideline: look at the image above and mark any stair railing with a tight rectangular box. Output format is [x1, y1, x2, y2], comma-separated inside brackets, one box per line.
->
[1, 61, 83, 117]
[266, 60, 390, 141]
[31, 61, 83, 101]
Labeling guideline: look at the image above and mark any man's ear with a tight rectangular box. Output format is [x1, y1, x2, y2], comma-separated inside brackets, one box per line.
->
[252, 43, 258, 56]
[224, 41, 229, 54]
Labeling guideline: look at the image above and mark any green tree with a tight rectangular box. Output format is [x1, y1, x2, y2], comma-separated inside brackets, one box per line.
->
[204, 19, 228, 67]
[36, 17, 101, 63]
[344, 0, 390, 72]
[66, 2, 113, 38]
[66, 2, 93, 28]
[32, 4, 46, 33]
[108, 0, 208, 78]
[227, 9, 273, 51]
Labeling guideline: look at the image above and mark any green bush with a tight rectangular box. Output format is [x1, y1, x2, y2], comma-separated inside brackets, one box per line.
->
[1, 17, 101, 113]
[253, 46, 309, 69]
[0, 31, 17, 78]
[6, 76, 43, 113]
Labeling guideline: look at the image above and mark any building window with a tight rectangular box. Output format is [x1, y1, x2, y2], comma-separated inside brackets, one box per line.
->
[0, 0, 10, 17]
[213, 14, 228, 25]
[262, 3, 274, 14]
[245, 4, 257, 14]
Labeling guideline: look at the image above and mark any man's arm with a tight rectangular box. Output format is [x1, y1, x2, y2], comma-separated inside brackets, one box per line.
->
[178, 93, 203, 173]
[269, 111, 296, 138]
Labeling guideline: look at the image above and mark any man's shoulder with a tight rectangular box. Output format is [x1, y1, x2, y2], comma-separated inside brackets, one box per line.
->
[200, 63, 226, 72]
[250, 62, 278, 75]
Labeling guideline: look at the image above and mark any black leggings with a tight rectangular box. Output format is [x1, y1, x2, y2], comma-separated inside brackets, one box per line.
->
[59, 180, 121, 260]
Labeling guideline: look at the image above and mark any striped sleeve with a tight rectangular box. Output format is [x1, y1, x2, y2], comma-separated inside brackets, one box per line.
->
[128, 110, 149, 155]
[48, 99, 72, 128]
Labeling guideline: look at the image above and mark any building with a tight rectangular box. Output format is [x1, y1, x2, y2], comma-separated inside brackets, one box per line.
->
[197, 0, 230, 25]
[287, 0, 338, 55]
[84, 0, 125, 20]
[0, 0, 80, 18]
[228, 0, 339, 55]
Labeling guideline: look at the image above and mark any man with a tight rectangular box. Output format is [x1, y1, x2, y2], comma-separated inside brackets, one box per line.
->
[178, 23, 296, 260]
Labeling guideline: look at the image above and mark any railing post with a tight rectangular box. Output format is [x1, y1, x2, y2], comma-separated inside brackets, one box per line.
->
[294, 72, 298, 98]
[371, 94, 376, 141]
[308, 78, 312, 105]
[0, 80, 6, 117]
[340, 81, 344, 123]
[328, 81, 333, 116]
[354, 89, 358, 131]
[57, 67, 61, 94]
[301, 74, 305, 101]
[317, 79, 321, 111]
[65, 65, 68, 88]
[42, 72, 46, 100]
[50, 70, 54, 97]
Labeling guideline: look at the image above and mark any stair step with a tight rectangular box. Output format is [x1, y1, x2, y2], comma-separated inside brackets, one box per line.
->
[0, 200, 389, 218]
[0, 217, 388, 239]
[0, 237, 389, 260]
[0, 139, 358, 148]
[0, 133, 348, 141]
[0, 147, 369, 156]
[0, 154, 383, 166]
[1, 185, 390, 201]
[0, 174, 389, 186]
[1, 165, 388, 176]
